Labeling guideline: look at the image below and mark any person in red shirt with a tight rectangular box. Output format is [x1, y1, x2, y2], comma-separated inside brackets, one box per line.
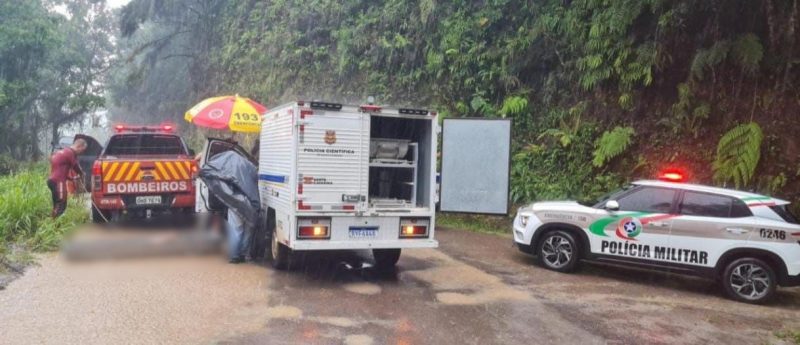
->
[48, 139, 88, 218]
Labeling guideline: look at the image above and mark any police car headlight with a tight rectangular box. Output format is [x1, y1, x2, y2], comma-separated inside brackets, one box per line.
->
[519, 215, 530, 227]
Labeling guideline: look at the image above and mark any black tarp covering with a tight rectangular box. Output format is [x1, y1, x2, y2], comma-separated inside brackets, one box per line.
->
[199, 151, 260, 227]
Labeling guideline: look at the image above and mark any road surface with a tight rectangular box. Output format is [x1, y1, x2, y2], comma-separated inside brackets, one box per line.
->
[1, 227, 799, 344]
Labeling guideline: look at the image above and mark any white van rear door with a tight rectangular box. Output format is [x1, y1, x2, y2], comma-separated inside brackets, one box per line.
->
[296, 109, 369, 212]
[440, 118, 511, 215]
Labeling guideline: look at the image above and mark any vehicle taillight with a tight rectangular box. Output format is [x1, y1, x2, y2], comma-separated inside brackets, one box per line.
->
[297, 217, 331, 240]
[399, 218, 430, 238]
[91, 161, 102, 191]
[298, 225, 329, 239]
[190, 162, 198, 178]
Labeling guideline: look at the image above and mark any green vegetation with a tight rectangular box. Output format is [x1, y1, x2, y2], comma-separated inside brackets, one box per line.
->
[109, 0, 800, 211]
[593, 126, 635, 168]
[713, 122, 764, 188]
[774, 329, 800, 344]
[437, 213, 509, 235]
[0, 0, 112, 160]
[0, 165, 87, 267]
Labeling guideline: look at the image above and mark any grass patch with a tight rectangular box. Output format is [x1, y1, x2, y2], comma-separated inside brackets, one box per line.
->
[436, 212, 512, 235]
[0, 164, 88, 265]
[775, 329, 800, 344]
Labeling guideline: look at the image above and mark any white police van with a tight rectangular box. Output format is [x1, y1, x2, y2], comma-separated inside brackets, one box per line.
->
[513, 176, 800, 303]
[256, 101, 511, 269]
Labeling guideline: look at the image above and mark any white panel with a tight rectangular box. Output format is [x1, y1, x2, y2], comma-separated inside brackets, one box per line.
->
[440, 118, 511, 215]
[296, 110, 369, 210]
[259, 105, 295, 214]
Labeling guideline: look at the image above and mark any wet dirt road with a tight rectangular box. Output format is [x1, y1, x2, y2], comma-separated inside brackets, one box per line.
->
[2, 227, 800, 344]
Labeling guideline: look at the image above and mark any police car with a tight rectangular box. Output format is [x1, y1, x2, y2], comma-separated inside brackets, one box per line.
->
[513, 173, 800, 303]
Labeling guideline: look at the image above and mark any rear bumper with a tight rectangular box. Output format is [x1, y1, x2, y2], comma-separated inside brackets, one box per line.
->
[92, 192, 194, 210]
[289, 239, 438, 251]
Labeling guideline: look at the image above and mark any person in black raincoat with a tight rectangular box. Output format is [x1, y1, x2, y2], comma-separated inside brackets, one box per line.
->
[199, 150, 260, 263]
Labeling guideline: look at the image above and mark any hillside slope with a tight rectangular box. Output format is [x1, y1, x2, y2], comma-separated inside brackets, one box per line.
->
[109, 0, 800, 206]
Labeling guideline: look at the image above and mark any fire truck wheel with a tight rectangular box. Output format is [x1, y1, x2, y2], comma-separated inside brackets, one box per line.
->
[91, 208, 109, 224]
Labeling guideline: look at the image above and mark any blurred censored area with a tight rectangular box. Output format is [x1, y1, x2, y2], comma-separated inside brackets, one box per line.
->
[60, 214, 224, 261]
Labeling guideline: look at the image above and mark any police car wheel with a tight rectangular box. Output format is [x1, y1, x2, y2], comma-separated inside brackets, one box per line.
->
[722, 258, 776, 304]
[536, 231, 579, 272]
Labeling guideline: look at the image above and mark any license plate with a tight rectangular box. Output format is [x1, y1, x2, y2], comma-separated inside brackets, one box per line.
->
[349, 226, 378, 238]
[135, 196, 162, 205]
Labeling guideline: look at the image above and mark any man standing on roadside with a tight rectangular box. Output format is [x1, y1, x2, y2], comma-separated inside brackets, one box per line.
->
[48, 138, 87, 218]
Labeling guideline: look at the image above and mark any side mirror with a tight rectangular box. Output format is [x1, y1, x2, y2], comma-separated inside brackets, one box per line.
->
[188, 149, 196, 157]
[604, 200, 620, 211]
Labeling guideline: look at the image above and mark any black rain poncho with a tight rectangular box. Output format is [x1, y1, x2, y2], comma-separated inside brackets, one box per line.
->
[199, 151, 260, 228]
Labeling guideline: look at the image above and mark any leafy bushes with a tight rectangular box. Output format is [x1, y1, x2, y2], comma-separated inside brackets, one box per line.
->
[513, 125, 623, 204]
[0, 166, 87, 251]
[712, 122, 763, 188]
[592, 126, 635, 167]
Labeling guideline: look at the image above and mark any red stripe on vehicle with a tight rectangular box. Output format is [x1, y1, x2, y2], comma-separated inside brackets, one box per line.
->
[639, 214, 679, 225]
[748, 202, 776, 207]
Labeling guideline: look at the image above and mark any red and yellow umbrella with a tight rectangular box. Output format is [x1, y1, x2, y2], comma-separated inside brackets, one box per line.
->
[184, 94, 267, 133]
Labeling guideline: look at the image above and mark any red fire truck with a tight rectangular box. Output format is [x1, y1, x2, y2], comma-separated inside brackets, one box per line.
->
[90, 124, 197, 222]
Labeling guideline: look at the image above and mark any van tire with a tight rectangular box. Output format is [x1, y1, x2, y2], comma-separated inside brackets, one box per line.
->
[373, 249, 401, 269]
[721, 257, 777, 304]
[536, 230, 580, 273]
[249, 211, 268, 260]
[266, 217, 290, 270]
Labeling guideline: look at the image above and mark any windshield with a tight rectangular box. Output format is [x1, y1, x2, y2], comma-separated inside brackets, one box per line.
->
[579, 184, 634, 207]
[104, 134, 187, 156]
[769, 205, 799, 224]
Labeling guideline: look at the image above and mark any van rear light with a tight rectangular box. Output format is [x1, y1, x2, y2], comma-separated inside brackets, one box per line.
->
[298, 226, 329, 239]
[297, 217, 331, 240]
[399, 218, 430, 238]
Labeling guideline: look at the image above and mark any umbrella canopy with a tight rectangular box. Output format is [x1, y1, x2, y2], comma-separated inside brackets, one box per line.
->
[184, 95, 267, 133]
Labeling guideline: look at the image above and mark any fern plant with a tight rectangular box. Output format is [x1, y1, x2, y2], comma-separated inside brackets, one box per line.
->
[499, 96, 528, 117]
[592, 126, 635, 167]
[712, 122, 763, 188]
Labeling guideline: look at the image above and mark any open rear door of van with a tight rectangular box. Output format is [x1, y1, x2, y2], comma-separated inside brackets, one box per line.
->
[439, 118, 511, 215]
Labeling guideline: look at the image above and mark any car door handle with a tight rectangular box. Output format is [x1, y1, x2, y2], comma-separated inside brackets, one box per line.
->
[725, 227, 749, 234]
[649, 221, 670, 227]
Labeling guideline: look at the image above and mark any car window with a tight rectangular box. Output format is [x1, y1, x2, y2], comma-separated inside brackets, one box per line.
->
[616, 187, 676, 213]
[105, 134, 186, 155]
[680, 191, 751, 218]
[207, 140, 254, 163]
[769, 205, 799, 224]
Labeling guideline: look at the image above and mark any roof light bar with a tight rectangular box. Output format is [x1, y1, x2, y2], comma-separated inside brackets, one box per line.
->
[399, 108, 429, 116]
[309, 101, 342, 111]
[658, 168, 688, 182]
